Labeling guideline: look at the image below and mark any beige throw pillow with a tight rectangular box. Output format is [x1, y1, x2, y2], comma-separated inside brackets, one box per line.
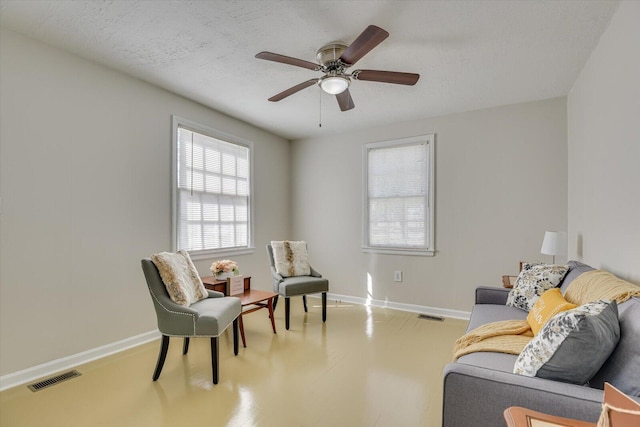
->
[151, 250, 208, 306]
[271, 240, 311, 277]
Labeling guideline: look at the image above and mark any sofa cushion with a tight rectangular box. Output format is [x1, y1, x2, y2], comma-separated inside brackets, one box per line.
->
[527, 288, 577, 335]
[456, 351, 518, 374]
[560, 260, 595, 294]
[466, 304, 528, 332]
[506, 263, 569, 311]
[514, 300, 620, 385]
[589, 297, 640, 397]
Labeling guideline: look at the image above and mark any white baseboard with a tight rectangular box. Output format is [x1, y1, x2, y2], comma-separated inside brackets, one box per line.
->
[0, 330, 160, 392]
[1, 296, 469, 392]
[317, 292, 472, 321]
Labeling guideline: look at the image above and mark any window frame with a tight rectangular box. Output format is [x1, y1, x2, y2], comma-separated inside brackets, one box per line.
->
[171, 116, 255, 260]
[362, 134, 435, 256]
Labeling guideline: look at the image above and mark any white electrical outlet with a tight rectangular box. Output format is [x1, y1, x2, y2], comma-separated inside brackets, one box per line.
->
[394, 271, 403, 282]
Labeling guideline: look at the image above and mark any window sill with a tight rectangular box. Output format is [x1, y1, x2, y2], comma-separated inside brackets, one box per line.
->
[362, 247, 435, 257]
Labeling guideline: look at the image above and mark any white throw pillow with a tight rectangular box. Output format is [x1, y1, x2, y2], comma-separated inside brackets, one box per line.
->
[151, 250, 208, 306]
[271, 240, 311, 277]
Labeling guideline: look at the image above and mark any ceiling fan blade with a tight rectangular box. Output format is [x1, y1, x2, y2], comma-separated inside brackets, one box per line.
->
[255, 51, 320, 71]
[336, 89, 355, 111]
[339, 25, 389, 66]
[353, 70, 420, 85]
[268, 79, 319, 102]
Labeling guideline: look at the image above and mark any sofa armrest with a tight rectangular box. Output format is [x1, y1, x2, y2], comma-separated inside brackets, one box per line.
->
[475, 286, 511, 305]
[442, 363, 603, 427]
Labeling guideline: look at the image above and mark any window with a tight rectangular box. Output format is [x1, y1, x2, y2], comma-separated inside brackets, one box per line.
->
[363, 134, 435, 256]
[172, 117, 253, 258]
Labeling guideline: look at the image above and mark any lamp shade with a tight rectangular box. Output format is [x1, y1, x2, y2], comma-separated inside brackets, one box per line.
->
[540, 231, 567, 257]
[320, 76, 349, 94]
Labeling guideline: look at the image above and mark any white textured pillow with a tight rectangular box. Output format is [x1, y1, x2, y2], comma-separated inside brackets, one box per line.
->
[151, 250, 208, 306]
[506, 263, 569, 311]
[271, 240, 311, 277]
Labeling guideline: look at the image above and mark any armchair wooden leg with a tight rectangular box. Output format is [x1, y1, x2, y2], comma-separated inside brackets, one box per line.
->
[211, 337, 219, 384]
[153, 335, 170, 381]
[233, 317, 239, 354]
[303, 295, 308, 312]
[273, 295, 279, 311]
[182, 337, 190, 355]
[322, 292, 327, 322]
[285, 297, 291, 330]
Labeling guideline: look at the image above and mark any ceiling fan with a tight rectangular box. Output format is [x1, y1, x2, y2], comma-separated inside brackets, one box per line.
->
[256, 25, 420, 112]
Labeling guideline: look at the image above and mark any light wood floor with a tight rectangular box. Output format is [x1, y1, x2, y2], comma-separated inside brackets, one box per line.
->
[0, 299, 467, 427]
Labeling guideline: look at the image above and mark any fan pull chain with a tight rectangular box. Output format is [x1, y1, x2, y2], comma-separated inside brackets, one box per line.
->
[318, 87, 322, 128]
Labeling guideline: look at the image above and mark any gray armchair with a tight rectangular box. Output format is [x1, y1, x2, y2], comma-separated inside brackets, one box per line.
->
[266, 244, 328, 330]
[141, 258, 241, 384]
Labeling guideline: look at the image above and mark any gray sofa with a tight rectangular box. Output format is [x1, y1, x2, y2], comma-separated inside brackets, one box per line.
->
[442, 260, 640, 426]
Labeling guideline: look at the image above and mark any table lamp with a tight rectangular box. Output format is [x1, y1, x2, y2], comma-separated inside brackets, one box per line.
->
[540, 231, 567, 264]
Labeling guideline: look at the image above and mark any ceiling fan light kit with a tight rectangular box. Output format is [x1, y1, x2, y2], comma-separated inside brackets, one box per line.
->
[256, 25, 420, 112]
[320, 75, 350, 94]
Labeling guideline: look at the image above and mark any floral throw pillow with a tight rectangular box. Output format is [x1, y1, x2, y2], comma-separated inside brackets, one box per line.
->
[514, 300, 619, 385]
[506, 263, 569, 311]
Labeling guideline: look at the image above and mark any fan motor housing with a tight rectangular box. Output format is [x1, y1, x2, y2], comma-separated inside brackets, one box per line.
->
[316, 43, 347, 70]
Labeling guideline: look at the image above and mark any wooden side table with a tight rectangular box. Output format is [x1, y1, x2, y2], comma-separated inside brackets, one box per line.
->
[201, 276, 277, 347]
[502, 261, 526, 288]
[503, 406, 595, 427]
[236, 289, 277, 348]
[505, 384, 640, 427]
[502, 275, 517, 288]
[201, 275, 251, 295]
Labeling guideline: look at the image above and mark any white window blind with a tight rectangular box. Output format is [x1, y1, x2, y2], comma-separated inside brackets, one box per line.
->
[174, 120, 252, 255]
[364, 135, 435, 256]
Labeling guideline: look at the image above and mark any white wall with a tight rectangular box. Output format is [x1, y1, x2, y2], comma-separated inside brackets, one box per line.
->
[291, 98, 568, 312]
[567, 0, 640, 284]
[10, 0, 638, 377]
[0, 29, 291, 376]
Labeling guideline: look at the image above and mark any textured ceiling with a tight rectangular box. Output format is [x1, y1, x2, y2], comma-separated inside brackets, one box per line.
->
[0, 0, 619, 140]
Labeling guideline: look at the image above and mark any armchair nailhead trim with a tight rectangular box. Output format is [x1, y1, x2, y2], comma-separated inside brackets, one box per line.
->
[148, 285, 197, 335]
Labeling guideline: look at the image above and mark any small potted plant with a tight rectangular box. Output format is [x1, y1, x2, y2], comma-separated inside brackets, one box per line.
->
[210, 259, 239, 280]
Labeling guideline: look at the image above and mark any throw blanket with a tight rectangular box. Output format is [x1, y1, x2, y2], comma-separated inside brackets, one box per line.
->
[564, 270, 640, 306]
[453, 320, 533, 361]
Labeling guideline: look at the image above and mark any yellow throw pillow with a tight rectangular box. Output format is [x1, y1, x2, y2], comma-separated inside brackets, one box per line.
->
[527, 288, 577, 335]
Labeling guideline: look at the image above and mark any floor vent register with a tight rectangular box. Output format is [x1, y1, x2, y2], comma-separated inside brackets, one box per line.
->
[417, 314, 445, 322]
[27, 370, 82, 392]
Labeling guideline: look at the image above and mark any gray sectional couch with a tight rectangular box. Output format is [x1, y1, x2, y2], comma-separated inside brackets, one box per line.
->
[442, 260, 640, 426]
